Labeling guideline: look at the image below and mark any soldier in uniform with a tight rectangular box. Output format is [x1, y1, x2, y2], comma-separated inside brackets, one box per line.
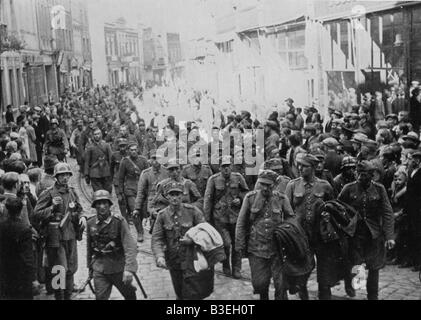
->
[236, 170, 295, 300]
[118, 143, 149, 242]
[133, 150, 169, 235]
[203, 155, 249, 278]
[181, 152, 213, 196]
[285, 154, 335, 299]
[84, 128, 113, 193]
[152, 159, 203, 213]
[338, 161, 395, 300]
[34, 163, 85, 300]
[111, 138, 128, 220]
[262, 158, 291, 194]
[151, 182, 206, 300]
[43, 118, 69, 162]
[36, 155, 59, 198]
[86, 190, 138, 300]
[333, 156, 357, 195]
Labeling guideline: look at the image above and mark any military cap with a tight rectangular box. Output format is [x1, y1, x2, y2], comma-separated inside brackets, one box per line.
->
[285, 98, 294, 103]
[297, 153, 320, 167]
[376, 120, 389, 129]
[34, 106, 42, 113]
[128, 142, 138, 149]
[322, 137, 339, 148]
[313, 152, 326, 162]
[257, 170, 278, 185]
[149, 149, 163, 159]
[351, 132, 368, 144]
[164, 181, 184, 195]
[118, 138, 128, 146]
[385, 114, 398, 121]
[412, 150, 421, 158]
[220, 155, 232, 166]
[341, 156, 357, 169]
[77, 119, 84, 125]
[356, 160, 375, 172]
[402, 132, 420, 144]
[165, 158, 180, 170]
[264, 158, 283, 170]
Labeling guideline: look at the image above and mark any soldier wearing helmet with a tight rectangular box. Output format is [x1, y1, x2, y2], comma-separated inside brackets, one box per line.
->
[86, 190, 138, 300]
[43, 117, 69, 161]
[111, 138, 129, 219]
[34, 162, 85, 300]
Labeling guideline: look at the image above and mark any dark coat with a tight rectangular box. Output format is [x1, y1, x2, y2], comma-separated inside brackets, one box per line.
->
[0, 219, 35, 300]
[406, 169, 421, 237]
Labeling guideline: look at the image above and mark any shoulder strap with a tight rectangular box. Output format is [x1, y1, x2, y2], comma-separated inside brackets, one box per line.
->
[125, 156, 140, 172]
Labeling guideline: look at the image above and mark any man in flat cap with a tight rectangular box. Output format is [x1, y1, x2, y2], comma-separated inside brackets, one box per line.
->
[338, 161, 395, 300]
[236, 170, 295, 300]
[285, 153, 335, 299]
[152, 181, 206, 300]
[204, 155, 249, 278]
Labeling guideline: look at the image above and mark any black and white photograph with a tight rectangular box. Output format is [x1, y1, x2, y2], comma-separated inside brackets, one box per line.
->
[0, 0, 421, 303]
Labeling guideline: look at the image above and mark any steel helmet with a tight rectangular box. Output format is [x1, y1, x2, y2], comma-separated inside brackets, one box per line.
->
[54, 163, 73, 177]
[91, 190, 113, 208]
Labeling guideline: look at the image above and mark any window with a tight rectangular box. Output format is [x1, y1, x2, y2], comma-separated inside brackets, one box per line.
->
[276, 27, 307, 69]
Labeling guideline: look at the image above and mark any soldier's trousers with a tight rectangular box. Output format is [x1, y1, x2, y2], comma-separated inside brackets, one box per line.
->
[214, 221, 241, 272]
[248, 254, 287, 300]
[91, 177, 112, 193]
[126, 195, 143, 235]
[93, 271, 137, 300]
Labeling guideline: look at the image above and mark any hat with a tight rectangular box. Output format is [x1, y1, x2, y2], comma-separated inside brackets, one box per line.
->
[356, 160, 375, 172]
[285, 98, 294, 103]
[341, 156, 357, 169]
[50, 118, 59, 125]
[385, 114, 398, 121]
[264, 159, 283, 171]
[257, 170, 278, 185]
[44, 155, 59, 170]
[164, 181, 184, 195]
[362, 139, 378, 148]
[402, 132, 420, 144]
[118, 138, 128, 147]
[34, 106, 42, 113]
[313, 152, 326, 161]
[297, 153, 320, 167]
[165, 159, 180, 170]
[350, 113, 360, 120]
[351, 132, 368, 144]
[413, 149, 421, 158]
[333, 110, 343, 118]
[264, 120, 278, 130]
[220, 155, 232, 166]
[10, 132, 20, 140]
[304, 124, 316, 132]
[322, 137, 339, 148]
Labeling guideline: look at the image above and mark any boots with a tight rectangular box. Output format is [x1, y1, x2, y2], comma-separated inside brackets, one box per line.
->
[318, 285, 332, 300]
[260, 291, 269, 300]
[344, 274, 356, 298]
[366, 269, 379, 300]
[298, 285, 309, 300]
[232, 251, 242, 279]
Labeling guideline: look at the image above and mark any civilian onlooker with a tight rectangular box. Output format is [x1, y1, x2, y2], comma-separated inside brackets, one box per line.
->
[5, 105, 15, 124]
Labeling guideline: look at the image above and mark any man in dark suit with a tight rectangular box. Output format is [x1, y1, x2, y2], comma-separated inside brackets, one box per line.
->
[0, 197, 35, 300]
[405, 150, 421, 271]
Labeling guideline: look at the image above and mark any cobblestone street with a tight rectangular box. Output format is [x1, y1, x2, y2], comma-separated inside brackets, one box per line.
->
[35, 159, 421, 300]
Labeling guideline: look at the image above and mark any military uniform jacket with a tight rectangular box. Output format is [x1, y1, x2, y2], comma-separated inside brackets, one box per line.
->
[151, 204, 205, 269]
[235, 190, 295, 259]
[118, 156, 149, 197]
[34, 183, 83, 241]
[285, 177, 334, 243]
[181, 164, 213, 196]
[203, 172, 250, 224]
[110, 151, 125, 189]
[86, 215, 138, 274]
[134, 166, 169, 214]
[153, 177, 204, 212]
[84, 140, 112, 178]
[338, 181, 394, 241]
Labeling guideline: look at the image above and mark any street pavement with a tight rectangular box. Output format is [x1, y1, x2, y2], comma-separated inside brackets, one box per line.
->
[35, 158, 421, 300]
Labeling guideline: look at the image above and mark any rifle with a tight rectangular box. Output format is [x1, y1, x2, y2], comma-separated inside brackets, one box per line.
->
[131, 272, 148, 299]
[71, 274, 95, 299]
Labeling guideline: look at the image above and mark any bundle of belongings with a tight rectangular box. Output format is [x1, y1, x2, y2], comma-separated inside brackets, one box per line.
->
[274, 218, 315, 294]
[314, 200, 359, 287]
[180, 223, 226, 300]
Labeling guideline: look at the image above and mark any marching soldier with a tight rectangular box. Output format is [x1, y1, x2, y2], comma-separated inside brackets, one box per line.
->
[333, 156, 357, 195]
[44, 118, 69, 162]
[84, 128, 113, 193]
[181, 153, 213, 196]
[34, 163, 85, 300]
[118, 143, 149, 242]
[338, 161, 395, 300]
[111, 138, 128, 220]
[236, 170, 295, 300]
[78, 117, 96, 172]
[86, 190, 138, 300]
[203, 155, 249, 278]
[152, 159, 203, 212]
[133, 150, 169, 235]
[262, 158, 291, 194]
[285, 153, 335, 299]
[151, 181, 206, 300]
